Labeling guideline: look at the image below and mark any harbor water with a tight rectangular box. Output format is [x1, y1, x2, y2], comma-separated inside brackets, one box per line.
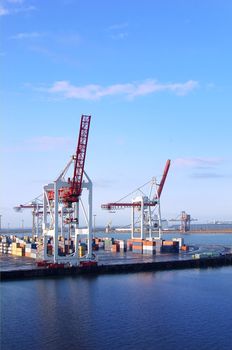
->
[1, 233, 232, 350]
[1, 267, 232, 350]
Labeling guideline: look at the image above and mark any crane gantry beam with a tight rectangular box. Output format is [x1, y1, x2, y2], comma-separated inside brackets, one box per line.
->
[101, 201, 158, 210]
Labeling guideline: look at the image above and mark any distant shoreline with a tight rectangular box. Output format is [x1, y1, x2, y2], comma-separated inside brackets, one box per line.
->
[1, 229, 232, 235]
[163, 230, 232, 234]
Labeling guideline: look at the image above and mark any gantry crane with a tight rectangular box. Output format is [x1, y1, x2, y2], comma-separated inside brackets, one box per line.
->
[14, 196, 43, 238]
[169, 211, 197, 233]
[42, 115, 94, 265]
[102, 159, 171, 239]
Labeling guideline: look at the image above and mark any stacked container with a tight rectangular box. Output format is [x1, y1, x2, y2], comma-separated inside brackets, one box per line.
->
[111, 242, 120, 252]
[0, 236, 11, 254]
[25, 243, 32, 257]
[154, 239, 163, 249]
[24, 243, 37, 258]
[14, 243, 25, 256]
[173, 237, 184, 248]
[181, 244, 189, 251]
[104, 238, 114, 251]
[92, 239, 99, 251]
[160, 240, 179, 253]
[94, 238, 104, 249]
[98, 241, 104, 249]
[78, 242, 87, 257]
[47, 243, 53, 256]
[11, 242, 17, 255]
[7, 244, 12, 255]
[119, 240, 127, 252]
[127, 239, 133, 251]
[143, 240, 156, 255]
[132, 239, 143, 254]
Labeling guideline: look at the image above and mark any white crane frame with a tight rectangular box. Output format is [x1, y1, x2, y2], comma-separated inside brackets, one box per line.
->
[42, 157, 93, 266]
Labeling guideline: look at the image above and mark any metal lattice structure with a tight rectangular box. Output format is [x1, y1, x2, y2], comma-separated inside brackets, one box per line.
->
[47, 115, 91, 205]
[72, 115, 91, 198]
[101, 160, 171, 240]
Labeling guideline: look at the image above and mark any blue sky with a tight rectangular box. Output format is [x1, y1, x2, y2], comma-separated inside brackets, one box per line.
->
[1, 0, 232, 228]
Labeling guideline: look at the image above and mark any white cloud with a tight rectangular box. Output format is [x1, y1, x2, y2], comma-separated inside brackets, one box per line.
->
[108, 22, 129, 40]
[0, 6, 9, 15]
[46, 79, 199, 100]
[110, 32, 128, 40]
[108, 22, 128, 30]
[7, 0, 24, 3]
[13, 5, 36, 13]
[0, 0, 35, 16]
[25, 136, 73, 151]
[1, 136, 73, 153]
[57, 33, 81, 45]
[191, 172, 225, 179]
[173, 157, 223, 168]
[10, 32, 42, 39]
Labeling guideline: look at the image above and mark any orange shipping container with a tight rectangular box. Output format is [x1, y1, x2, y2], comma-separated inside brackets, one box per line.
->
[111, 244, 120, 252]
[181, 245, 189, 251]
[143, 241, 156, 246]
[162, 240, 174, 246]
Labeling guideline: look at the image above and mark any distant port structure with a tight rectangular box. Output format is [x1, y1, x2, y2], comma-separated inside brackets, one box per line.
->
[169, 211, 197, 233]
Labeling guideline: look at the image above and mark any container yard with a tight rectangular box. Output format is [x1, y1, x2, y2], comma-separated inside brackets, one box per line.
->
[1, 234, 186, 260]
[1, 231, 232, 281]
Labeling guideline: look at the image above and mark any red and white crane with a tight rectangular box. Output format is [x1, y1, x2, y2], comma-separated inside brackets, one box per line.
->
[102, 159, 171, 239]
[46, 115, 91, 204]
[42, 115, 94, 265]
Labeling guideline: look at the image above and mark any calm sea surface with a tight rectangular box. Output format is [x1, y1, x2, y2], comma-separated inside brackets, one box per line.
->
[1, 233, 232, 350]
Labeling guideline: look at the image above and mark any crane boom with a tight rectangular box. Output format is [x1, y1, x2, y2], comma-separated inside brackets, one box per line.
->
[101, 159, 171, 211]
[71, 115, 91, 198]
[156, 159, 171, 198]
[46, 115, 91, 204]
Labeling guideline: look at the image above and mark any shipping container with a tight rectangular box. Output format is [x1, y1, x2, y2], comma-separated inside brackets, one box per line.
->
[111, 243, 120, 252]
[160, 245, 179, 253]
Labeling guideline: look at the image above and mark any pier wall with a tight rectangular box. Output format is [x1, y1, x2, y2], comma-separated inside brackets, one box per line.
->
[1, 254, 232, 281]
